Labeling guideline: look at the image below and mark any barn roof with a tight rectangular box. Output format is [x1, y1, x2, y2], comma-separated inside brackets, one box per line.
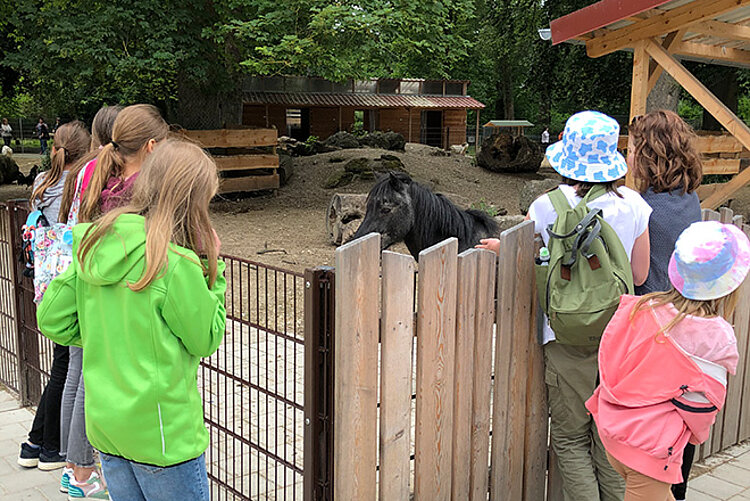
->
[243, 91, 485, 109]
[550, 0, 750, 69]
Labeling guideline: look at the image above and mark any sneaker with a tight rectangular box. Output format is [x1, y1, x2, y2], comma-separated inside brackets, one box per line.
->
[61, 467, 74, 493]
[38, 448, 67, 471]
[67, 471, 109, 500]
[17, 442, 40, 468]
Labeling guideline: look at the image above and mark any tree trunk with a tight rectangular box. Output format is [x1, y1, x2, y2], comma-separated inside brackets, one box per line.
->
[647, 72, 680, 113]
[326, 193, 368, 245]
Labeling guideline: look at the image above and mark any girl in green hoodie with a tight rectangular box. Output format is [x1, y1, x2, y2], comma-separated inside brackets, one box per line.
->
[37, 139, 227, 501]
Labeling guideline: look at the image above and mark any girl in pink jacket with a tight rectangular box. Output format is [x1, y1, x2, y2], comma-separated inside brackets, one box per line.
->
[587, 221, 749, 501]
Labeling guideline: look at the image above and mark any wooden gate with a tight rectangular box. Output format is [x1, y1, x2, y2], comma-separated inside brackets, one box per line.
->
[332, 221, 551, 501]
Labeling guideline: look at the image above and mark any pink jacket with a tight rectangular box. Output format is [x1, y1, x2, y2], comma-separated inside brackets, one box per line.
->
[586, 295, 736, 484]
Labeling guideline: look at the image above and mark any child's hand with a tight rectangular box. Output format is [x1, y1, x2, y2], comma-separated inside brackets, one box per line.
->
[476, 238, 501, 256]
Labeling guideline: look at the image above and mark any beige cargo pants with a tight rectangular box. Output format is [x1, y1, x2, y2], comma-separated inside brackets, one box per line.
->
[545, 341, 625, 501]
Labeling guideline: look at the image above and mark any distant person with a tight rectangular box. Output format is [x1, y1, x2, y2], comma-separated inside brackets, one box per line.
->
[36, 117, 50, 154]
[541, 127, 550, 146]
[52, 117, 61, 134]
[558, 130, 564, 141]
[38, 140, 227, 501]
[1, 118, 12, 147]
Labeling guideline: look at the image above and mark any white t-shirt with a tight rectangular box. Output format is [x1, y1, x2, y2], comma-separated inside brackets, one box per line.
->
[528, 184, 652, 343]
[541, 130, 550, 143]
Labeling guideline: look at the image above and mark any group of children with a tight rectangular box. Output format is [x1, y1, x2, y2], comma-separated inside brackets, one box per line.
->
[17, 104, 225, 501]
[479, 109, 748, 501]
[14, 103, 748, 501]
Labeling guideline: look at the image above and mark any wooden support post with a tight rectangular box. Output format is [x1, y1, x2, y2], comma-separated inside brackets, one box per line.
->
[408, 108, 413, 143]
[265, 104, 269, 128]
[475, 112, 481, 153]
[644, 38, 750, 209]
[627, 40, 649, 188]
[338, 106, 342, 132]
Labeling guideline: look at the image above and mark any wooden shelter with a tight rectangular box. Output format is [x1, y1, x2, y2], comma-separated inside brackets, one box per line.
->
[550, 0, 750, 209]
[242, 76, 485, 149]
[483, 120, 534, 137]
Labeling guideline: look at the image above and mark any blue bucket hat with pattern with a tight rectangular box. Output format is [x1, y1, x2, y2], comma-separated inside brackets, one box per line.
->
[545, 111, 628, 183]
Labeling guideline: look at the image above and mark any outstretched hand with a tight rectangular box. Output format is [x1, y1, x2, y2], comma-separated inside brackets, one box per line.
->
[475, 238, 501, 256]
[212, 228, 222, 255]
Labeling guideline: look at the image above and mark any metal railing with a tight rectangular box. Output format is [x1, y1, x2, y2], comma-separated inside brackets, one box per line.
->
[0, 200, 336, 501]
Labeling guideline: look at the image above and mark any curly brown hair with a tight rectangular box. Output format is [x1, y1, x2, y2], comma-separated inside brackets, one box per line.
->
[629, 109, 702, 194]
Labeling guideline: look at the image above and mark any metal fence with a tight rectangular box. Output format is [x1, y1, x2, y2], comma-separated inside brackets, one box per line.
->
[0, 200, 333, 501]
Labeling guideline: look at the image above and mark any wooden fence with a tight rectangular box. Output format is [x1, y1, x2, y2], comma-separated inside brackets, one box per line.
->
[698, 206, 750, 462]
[181, 128, 279, 193]
[332, 214, 750, 500]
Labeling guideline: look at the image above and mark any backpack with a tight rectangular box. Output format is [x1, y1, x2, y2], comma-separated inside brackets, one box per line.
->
[20, 210, 49, 278]
[536, 186, 634, 346]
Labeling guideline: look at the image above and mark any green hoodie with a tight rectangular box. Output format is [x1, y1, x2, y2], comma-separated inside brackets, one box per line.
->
[37, 214, 227, 466]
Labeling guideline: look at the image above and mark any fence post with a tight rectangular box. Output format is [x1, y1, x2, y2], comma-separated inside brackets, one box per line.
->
[7, 200, 40, 406]
[304, 267, 335, 501]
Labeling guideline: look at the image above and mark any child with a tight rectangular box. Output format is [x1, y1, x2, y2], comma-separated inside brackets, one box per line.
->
[57, 105, 123, 499]
[18, 121, 90, 471]
[629, 109, 704, 500]
[79, 103, 168, 222]
[587, 221, 748, 501]
[59, 103, 167, 498]
[478, 111, 652, 501]
[37, 140, 226, 501]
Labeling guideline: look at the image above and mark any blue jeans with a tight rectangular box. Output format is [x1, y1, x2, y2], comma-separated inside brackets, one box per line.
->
[100, 453, 209, 501]
[40, 139, 48, 154]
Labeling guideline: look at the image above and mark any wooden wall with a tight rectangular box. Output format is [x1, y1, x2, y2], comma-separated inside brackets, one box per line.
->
[309, 107, 355, 138]
[444, 109, 467, 146]
[242, 104, 287, 136]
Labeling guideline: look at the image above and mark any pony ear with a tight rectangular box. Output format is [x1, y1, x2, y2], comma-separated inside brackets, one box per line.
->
[388, 171, 402, 189]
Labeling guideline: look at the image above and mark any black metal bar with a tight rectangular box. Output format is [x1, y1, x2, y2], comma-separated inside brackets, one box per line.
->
[303, 267, 335, 501]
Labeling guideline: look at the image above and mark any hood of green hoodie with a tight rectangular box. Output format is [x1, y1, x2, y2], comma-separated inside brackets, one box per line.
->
[73, 214, 148, 286]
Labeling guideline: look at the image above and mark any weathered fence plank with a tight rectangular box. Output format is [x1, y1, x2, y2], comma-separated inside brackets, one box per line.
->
[451, 250, 479, 501]
[469, 250, 496, 501]
[334, 233, 381, 501]
[379, 251, 417, 501]
[739, 225, 750, 443]
[491, 221, 535, 501]
[415, 238, 458, 501]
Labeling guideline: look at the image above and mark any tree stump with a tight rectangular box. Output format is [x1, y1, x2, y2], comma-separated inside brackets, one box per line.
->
[326, 193, 367, 245]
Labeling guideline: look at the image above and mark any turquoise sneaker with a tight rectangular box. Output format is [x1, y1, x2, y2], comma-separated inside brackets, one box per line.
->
[60, 467, 74, 493]
[67, 470, 109, 500]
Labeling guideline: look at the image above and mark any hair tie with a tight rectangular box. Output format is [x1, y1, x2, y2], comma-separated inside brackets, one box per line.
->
[111, 140, 119, 150]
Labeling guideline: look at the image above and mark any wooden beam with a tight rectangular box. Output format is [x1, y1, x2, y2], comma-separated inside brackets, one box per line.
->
[703, 158, 742, 175]
[691, 20, 750, 43]
[586, 0, 750, 58]
[219, 173, 280, 193]
[648, 29, 685, 92]
[644, 38, 750, 208]
[627, 40, 649, 189]
[676, 41, 750, 66]
[214, 154, 279, 171]
[181, 128, 277, 148]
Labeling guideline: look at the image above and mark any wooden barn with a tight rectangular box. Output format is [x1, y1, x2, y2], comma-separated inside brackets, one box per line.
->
[241, 76, 485, 149]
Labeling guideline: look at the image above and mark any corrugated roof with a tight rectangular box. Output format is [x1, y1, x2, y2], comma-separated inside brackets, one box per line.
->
[243, 92, 485, 109]
[484, 120, 534, 127]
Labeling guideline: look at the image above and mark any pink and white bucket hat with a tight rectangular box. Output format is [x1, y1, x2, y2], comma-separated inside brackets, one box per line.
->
[669, 221, 750, 300]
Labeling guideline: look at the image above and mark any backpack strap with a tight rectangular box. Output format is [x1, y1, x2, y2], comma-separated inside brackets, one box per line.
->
[548, 187, 571, 217]
[581, 184, 608, 205]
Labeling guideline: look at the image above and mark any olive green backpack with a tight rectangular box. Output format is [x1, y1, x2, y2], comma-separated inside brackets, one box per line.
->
[536, 186, 634, 346]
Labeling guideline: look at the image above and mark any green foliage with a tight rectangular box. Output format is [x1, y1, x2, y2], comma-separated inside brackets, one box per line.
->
[305, 135, 319, 146]
[40, 149, 51, 172]
[470, 198, 500, 218]
[678, 97, 703, 130]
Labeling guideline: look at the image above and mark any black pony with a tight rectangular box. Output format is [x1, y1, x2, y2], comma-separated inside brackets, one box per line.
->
[349, 171, 499, 259]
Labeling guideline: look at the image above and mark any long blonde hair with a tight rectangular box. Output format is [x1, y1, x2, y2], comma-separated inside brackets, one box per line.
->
[79, 104, 168, 222]
[78, 140, 220, 291]
[31, 121, 90, 208]
[58, 106, 124, 222]
[632, 288, 739, 334]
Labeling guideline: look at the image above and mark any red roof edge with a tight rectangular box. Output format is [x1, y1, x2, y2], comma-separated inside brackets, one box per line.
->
[549, 0, 674, 45]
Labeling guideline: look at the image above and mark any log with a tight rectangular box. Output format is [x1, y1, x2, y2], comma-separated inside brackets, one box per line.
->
[326, 193, 367, 245]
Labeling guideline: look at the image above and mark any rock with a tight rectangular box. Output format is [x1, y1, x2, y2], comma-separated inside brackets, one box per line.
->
[372, 154, 405, 172]
[477, 133, 543, 174]
[359, 131, 390, 150]
[329, 156, 346, 163]
[0, 155, 21, 185]
[323, 170, 354, 189]
[324, 131, 360, 149]
[494, 214, 526, 233]
[344, 157, 372, 174]
[383, 131, 406, 151]
[277, 152, 294, 186]
[519, 178, 560, 214]
[430, 148, 450, 157]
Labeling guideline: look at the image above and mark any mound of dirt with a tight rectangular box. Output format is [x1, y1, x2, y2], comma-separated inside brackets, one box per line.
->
[477, 133, 543, 174]
[323, 154, 407, 188]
